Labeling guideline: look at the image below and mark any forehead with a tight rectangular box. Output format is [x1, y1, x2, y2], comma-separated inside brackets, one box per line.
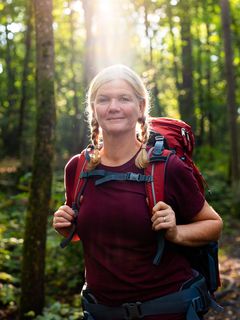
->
[96, 79, 135, 96]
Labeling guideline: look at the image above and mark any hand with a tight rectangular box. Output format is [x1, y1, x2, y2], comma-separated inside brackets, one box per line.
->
[53, 205, 74, 231]
[151, 201, 178, 243]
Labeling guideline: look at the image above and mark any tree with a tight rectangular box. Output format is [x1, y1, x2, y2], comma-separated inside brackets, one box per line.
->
[178, 0, 196, 131]
[81, 0, 96, 86]
[166, 2, 181, 112]
[142, 0, 161, 115]
[19, 0, 56, 317]
[194, 1, 205, 144]
[68, 0, 83, 153]
[1, 2, 18, 156]
[220, 0, 239, 184]
[18, 0, 34, 161]
[205, 3, 214, 147]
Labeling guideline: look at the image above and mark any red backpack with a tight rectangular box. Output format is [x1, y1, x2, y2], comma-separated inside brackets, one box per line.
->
[145, 117, 206, 211]
[60, 117, 220, 294]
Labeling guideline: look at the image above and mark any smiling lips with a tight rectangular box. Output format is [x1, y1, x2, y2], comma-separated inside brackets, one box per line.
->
[107, 117, 124, 120]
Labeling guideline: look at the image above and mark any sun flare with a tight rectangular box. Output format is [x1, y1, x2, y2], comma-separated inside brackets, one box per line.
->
[92, 0, 134, 71]
[98, 0, 112, 14]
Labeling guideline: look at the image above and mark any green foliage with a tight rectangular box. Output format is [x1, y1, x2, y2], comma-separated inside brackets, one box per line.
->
[1, 0, 240, 317]
[195, 145, 238, 217]
[35, 300, 82, 320]
[0, 169, 85, 318]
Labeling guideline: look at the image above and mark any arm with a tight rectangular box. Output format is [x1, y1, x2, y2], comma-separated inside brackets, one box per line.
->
[151, 200, 223, 246]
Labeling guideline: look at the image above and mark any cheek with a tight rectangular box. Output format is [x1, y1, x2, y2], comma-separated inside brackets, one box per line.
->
[93, 106, 103, 122]
[128, 106, 141, 120]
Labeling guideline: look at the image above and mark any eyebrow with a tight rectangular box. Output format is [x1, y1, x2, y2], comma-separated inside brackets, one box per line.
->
[96, 93, 133, 98]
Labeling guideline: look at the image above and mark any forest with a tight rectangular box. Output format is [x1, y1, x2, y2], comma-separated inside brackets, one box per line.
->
[0, 0, 239, 319]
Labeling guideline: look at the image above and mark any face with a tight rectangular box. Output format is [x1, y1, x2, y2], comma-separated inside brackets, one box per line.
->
[93, 79, 144, 137]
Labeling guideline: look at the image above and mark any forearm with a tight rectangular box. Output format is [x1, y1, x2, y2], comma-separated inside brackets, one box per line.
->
[170, 219, 223, 247]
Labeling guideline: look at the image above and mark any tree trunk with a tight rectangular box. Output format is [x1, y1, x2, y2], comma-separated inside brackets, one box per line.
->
[194, 1, 205, 145]
[18, 0, 33, 160]
[68, 1, 83, 153]
[81, 0, 96, 86]
[178, 0, 196, 131]
[143, 0, 153, 66]
[205, 6, 214, 147]
[142, 1, 161, 115]
[167, 3, 181, 93]
[2, 22, 17, 155]
[19, 0, 56, 317]
[220, 0, 239, 183]
[81, 0, 96, 146]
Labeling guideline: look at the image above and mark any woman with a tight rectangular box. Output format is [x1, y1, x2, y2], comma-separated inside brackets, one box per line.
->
[53, 64, 223, 320]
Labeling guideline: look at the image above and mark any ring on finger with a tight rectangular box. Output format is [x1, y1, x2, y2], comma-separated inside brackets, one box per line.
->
[163, 216, 166, 223]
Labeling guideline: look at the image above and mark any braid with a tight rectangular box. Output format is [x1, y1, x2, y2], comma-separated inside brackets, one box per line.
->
[135, 117, 149, 169]
[140, 116, 149, 144]
[87, 117, 101, 171]
[91, 117, 100, 148]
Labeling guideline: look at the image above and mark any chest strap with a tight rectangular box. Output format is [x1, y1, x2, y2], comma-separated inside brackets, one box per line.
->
[81, 170, 153, 186]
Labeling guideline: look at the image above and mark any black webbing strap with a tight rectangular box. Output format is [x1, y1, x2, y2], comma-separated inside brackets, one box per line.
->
[81, 170, 153, 186]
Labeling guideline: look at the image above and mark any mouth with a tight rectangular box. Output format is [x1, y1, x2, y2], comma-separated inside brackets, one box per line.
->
[107, 117, 124, 120]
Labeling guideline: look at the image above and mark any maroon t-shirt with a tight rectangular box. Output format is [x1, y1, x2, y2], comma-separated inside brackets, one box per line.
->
[64, 153, 205, 320]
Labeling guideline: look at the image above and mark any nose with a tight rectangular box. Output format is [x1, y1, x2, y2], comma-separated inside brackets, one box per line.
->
[108, 98, 120, 111]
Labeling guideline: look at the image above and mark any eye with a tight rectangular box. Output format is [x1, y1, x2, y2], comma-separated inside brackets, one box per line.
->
[119, 96, 131, 102]
[96, 96, 109, 104]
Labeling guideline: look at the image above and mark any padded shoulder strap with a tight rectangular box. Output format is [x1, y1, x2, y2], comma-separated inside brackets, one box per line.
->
[60, 150, 89, 248]
[73, 151, 88, 207]
[145, 149, 173, 210]
[144, 149, 174, 265]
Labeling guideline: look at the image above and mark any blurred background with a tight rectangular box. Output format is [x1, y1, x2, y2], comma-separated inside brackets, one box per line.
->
[0, 0, 239, 319]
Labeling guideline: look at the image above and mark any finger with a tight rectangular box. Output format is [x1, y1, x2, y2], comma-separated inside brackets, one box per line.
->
[151, 208, 170, 222]
[152, 215, 167, 227]
[58, 205, 75, 215]
[152, 217, 173, 231]
[152, 201, 170, 213]
[53, 221, 72, 229]
[152, 212, 176, 231]
[53, 215, 72, 226]
[54, 209, 74, 222]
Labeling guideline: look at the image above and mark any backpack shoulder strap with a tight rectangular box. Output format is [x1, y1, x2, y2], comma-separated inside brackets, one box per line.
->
[60, 149, 89, 248]
[145, 148, 174, 210]
[145, 148, 174, 265]
[72, 150, 89, 208]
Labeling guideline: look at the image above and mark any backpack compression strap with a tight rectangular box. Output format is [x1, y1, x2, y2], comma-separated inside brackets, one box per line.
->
[145, 140, 174, 265]
[60, 151, 88, 248]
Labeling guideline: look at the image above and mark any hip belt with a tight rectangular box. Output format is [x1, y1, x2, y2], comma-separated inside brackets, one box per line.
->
[82, 274, 222, 320]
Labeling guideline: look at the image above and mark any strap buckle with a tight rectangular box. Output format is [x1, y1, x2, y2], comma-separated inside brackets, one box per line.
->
[191, 296, 203, 313]
[126, 173, 141, 181]
[122, 301, 143, 319]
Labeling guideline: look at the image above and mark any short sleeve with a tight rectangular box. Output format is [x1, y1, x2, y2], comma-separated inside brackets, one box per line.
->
[164, 155, 205, 223]
[64, 155, 79, 206]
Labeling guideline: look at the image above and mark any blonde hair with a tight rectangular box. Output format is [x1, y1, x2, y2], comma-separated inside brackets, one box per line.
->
[86, 64, 150, 170]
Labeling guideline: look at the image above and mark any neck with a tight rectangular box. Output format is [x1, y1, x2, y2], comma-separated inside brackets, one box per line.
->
[100, 133, 141, 166]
